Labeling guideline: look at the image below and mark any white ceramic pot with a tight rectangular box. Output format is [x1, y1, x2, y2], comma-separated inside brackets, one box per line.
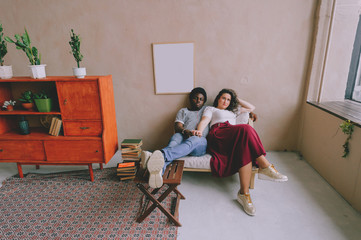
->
[29, 64, 46, 79]
[0, 65, 13, 79]
[73, 67, 86, 78]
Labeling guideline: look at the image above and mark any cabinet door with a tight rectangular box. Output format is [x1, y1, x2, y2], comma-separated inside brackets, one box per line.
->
[57, 81, 101, 120]
[44, 140, 103, 162]
[0, 140, 45, 161]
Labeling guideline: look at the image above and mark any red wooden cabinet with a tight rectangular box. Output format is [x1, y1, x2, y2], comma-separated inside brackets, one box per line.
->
[0, 76, 118, 181]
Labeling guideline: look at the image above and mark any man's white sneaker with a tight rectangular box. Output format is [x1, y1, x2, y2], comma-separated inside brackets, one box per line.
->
[258, 164, 288, 182]
[237, 191, 256, 216]
[140, 150, 152, 169]
[147, 150, 165, 188]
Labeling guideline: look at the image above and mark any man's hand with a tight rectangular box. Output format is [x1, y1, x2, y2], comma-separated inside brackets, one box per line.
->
[183, 129, 193, 139]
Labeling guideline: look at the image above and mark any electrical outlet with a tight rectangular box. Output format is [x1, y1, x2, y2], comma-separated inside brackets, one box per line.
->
[240, 77, 249, 84]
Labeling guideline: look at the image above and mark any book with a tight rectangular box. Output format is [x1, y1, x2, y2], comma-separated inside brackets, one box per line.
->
[49, 117, 61, 136]
[121, 139, 143, 148]
[49, 117, 57, 135]
[52, 118, 62, 136]
[119, 175, 136, 181]
[117, 171, 136, 176]
[117, 162, 135, 168]
[116, 166, 136, 172]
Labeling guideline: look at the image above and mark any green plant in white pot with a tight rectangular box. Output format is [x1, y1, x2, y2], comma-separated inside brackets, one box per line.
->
[0, 22, 13, 79]
[33, 90, 52, 112]
[5, 28, 46, 79]
[69, 29, 86, 78]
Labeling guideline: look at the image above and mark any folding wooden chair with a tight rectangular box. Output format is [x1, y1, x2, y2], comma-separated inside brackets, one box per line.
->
[134, 160, 185, 227]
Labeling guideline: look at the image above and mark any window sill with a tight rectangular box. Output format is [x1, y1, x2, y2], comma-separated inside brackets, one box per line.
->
[307, 100, 361, 127]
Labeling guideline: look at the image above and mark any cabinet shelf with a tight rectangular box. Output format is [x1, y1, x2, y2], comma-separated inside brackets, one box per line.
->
[0, 110, 61, 115]
[0, 127, 101, 140]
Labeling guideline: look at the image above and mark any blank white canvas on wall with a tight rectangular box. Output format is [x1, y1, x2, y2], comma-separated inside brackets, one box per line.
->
[152, 42, 194, 94]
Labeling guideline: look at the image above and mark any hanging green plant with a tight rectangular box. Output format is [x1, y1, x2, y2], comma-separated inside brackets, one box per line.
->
[339, 120, 354, 158]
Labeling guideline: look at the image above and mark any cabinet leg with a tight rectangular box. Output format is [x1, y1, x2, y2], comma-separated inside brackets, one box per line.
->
[36, 165, 40, 169]
[17, 163, 24, 178]
[88, 164, 94, 182]
[99, 163, 103, 170]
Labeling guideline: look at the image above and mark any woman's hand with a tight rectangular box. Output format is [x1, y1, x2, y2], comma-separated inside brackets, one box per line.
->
[191, 130, 202, 137]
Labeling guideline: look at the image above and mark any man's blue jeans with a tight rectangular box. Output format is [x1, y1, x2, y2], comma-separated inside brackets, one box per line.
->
[162, 133, 207, 172]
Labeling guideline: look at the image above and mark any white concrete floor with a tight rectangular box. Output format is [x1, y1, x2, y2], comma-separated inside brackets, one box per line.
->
[177, 152, 361, 240]
[1, 152, 360, 240]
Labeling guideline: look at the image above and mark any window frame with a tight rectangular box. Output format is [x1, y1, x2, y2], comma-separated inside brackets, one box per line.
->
[345, 15, 361, 103]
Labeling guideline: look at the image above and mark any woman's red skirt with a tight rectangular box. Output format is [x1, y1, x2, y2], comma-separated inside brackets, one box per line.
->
[207, 121, 266, 177]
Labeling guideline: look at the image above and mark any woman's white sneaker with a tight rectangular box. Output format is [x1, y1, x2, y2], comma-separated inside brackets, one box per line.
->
[258, 164, 288, 182]
[237, 191, 256, 216]
[147, 150, 165, 188]
[140, 150, 152, 169]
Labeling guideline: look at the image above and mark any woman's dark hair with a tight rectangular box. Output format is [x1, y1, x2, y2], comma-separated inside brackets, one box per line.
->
[189, 87, 207, 102]
[213, 88, 240, 113]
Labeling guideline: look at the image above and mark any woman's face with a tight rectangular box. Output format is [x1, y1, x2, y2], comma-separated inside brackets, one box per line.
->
[217, 93, 231, 110]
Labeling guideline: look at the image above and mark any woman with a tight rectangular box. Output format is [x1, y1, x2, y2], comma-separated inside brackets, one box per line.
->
[194, 89, 287, 216]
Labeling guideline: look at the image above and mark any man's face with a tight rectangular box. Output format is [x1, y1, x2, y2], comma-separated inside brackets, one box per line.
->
[190, 93, 205, 110]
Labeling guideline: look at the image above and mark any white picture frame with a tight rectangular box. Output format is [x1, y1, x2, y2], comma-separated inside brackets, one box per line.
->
[152, 42, 194, 94]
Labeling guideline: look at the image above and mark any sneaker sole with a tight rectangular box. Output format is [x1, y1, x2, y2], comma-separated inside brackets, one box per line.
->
[258, 173, 288, 182]
[236, 196, 256, 216]
[147, 150, 164, 188]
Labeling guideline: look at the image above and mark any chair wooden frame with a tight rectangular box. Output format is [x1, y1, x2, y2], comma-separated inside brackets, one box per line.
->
[134, 160, 185, 227]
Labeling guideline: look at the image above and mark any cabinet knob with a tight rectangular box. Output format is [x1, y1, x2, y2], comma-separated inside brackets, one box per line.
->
[95, 150, 99, 153]
[0, 149, 3, 152]
[63, 99, 68, 105]
[80, 127, 90, 130]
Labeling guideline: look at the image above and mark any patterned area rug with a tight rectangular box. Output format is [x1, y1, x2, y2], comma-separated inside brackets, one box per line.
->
[0, 168, 178, 239]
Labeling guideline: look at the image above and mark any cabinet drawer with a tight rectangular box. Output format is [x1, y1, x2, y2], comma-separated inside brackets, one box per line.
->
[44, 140, 103, 162]
[64, 121, 102, 136]
[0, 141, 45, 160]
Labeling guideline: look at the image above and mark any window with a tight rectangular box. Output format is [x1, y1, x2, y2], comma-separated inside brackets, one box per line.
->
[352, 51, 361, 101]
[346, 15, 361, 103]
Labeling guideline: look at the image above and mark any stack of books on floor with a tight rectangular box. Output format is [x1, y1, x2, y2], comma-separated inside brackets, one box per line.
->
[121, 139, 142, 165]
[117, 162, 137, 181]
[49, 117, 62, 136]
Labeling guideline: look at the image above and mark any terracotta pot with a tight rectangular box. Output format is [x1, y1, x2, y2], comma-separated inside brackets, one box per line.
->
[21, 102, 35, 111]
[6, 105, 14, 111]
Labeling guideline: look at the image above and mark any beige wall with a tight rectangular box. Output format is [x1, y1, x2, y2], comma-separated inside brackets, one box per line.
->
[0, 0, 316, 150]
[300, 0, 361, 213]
[300, 104, 361, 212]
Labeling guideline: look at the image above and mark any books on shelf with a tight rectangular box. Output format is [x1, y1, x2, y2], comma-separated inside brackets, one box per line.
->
[121, 139, 142, 164]
[117, 161, 137, 181]
[49, 117, 62, 136]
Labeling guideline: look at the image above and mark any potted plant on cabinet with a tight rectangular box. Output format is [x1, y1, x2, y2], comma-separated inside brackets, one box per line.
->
[5, 28, 46, 79]
[2, 100, 16, 111]
[19, 90, 35, 111]
[0, 22, 13, 79]
[33, 90, 52, 112]
[69, 29, 86, 78]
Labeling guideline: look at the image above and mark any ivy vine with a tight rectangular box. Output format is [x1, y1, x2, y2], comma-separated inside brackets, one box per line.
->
[339, 120, 354, 158]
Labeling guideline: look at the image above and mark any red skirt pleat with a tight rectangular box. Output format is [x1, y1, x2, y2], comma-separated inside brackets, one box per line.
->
[207, 121, 266, 177]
